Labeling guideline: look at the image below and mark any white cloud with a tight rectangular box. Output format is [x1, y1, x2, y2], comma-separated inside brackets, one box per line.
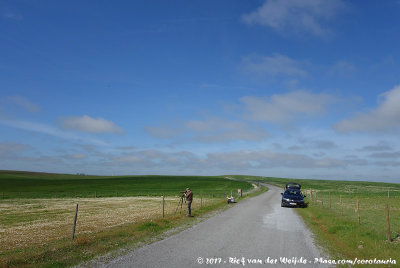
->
[368, 151, 400, 159]
[113, 150, 197, 169]
[328, 60, 357, 77]
[312, 140, 337, 149]
[242, 53, 307, 78]
[66, 153, 87, 159]
[0, 141, 31, 158]
[184, 118, 269, 142]
[335, 85, 400, 132]
[146, 91, 335, 141]
[0, 119, 107, 145]
[145, 117, 269, 143]
[1, 119, 79, 139]
[359, 141, 393, 152]
[242, 0, 344, 36]
[204, 150, 352, 170]
[374, 160, 400, 167]
[60, 115, 124, 134]
[1, 96, 40, 113]
[241, 90, 335, 123]
[144, 125, 183, 139]
[110, 148, 352, 171]
[115, 146, 137, 151]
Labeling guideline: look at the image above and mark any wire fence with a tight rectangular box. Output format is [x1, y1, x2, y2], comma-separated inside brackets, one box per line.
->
[0, 187, 257, 252]
[306, 189, 400, 242]
[0, 190, 244, 199]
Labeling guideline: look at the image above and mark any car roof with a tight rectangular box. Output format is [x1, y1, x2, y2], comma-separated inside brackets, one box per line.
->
[285, 182, 301, 189]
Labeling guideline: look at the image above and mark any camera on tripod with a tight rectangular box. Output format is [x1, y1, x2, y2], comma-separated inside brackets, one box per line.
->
[176, 191, 187, 214]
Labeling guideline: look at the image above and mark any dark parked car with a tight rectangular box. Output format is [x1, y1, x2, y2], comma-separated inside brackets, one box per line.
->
[281, 188, 305, 207]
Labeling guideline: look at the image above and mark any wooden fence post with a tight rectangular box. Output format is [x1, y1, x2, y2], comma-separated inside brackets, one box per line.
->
[386, 204, 391, 242]
[357, 198, 360, 225]
[162, 195, 165, 217]
[72, 204, 79, 240]
[329, 192, 331, 209]
[201, 192, 203, 208]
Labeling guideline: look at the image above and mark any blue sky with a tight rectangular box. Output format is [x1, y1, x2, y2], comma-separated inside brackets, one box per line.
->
[1, 0, 400, 182]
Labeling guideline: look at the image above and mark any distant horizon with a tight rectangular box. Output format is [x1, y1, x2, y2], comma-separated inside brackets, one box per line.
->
[2, 169, 399, 185]
[1, 1, 400, 183]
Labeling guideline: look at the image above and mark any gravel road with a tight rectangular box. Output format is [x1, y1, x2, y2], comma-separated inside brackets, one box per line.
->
[94, 185, 329, 267]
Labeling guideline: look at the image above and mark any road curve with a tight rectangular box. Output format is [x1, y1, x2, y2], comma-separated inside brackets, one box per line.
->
[94, 185, 329, 267]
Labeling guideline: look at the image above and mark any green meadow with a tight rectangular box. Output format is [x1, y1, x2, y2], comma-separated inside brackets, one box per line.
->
[0, 170, 252, 199]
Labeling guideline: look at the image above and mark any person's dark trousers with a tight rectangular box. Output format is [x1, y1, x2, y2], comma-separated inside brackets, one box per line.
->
[186, 200, 192, 216]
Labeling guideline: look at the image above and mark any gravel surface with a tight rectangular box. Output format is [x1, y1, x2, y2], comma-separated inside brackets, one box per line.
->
[86, 185, 330, 267]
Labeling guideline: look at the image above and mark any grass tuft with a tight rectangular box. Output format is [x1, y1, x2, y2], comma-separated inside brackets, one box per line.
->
[75, 235, 92, 247]
[137, 222, 160, 232]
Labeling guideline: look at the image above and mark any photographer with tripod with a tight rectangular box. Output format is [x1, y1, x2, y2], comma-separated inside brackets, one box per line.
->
[183, 188, 193, 217]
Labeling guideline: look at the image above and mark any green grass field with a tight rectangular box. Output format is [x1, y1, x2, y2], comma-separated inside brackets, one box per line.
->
[0, 171, 252, 199]
[0, 171, 262, 267]
[232, 175, 400, 266]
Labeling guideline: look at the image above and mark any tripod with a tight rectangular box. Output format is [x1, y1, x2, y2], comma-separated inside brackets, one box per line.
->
[175, 195, 186, 214]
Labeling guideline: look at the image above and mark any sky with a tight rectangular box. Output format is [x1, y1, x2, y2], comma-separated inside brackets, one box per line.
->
[1, 0, 400, 183]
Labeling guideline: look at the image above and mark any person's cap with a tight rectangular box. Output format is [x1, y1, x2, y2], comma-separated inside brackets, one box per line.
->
[186, 188, 190, 190]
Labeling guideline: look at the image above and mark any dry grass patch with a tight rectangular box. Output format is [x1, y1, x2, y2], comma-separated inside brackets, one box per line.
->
[0, 196, 214, 252]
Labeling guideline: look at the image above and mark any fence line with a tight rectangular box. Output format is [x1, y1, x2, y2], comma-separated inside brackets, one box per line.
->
[0, 189, 250, 199]
[1, 186, 259, 251]
[307, 189, 400, 242]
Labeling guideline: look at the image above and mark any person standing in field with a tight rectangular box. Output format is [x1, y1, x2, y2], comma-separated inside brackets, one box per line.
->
[184, 188, 193, 217]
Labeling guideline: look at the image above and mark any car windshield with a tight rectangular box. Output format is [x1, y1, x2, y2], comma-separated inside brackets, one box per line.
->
[286, 183, 301, 189]
[285, 190, 302, 196]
